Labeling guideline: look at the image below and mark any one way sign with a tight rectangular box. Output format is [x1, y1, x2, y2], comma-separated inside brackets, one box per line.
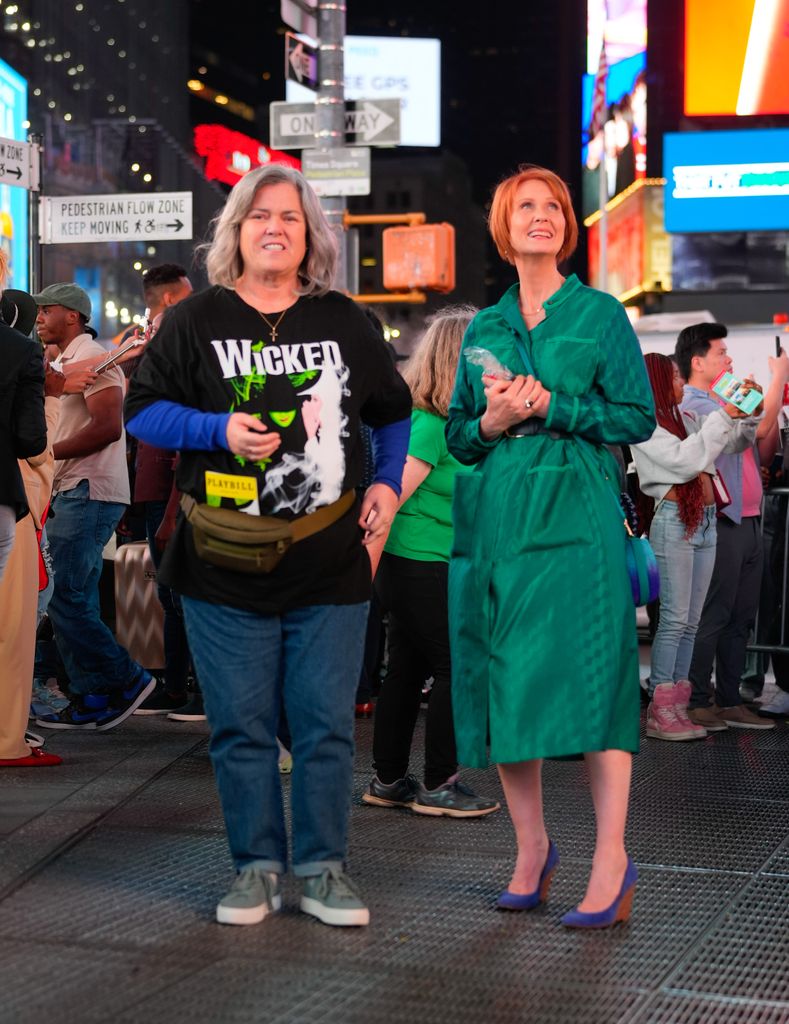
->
[270, 99, 401, 150]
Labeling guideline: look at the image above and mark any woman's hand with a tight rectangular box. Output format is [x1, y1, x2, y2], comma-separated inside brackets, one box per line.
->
[359, 482, 399, 546]
[225, 412, 281, 461]
[479, 374, 551, 439]
[44, 359, 66, 399]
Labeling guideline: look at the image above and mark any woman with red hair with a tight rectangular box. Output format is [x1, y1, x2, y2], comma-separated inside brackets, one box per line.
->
[447, 165, 655, 928]
[632, 353, 757, 741]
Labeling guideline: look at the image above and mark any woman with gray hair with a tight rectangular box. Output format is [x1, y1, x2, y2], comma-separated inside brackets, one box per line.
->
[125, 164, 411, 928]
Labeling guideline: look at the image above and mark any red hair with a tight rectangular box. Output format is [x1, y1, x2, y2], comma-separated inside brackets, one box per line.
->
[488, 164, 578, 265]
[642, 353, 705, 539]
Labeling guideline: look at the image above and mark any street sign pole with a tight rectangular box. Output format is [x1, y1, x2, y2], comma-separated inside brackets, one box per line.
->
[316, 0, 347, 292]
[27, 133, 42, 295]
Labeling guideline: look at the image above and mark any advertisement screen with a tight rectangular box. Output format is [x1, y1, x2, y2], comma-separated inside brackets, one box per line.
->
[664, 128, 789, 232]
[582, 0, 647, 219]
[685, 0, 789, 116]
[0, 57, 28, 291]
[286, 36, 441, 148]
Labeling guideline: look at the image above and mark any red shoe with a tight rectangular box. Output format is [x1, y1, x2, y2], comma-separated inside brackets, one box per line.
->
[0, 746, 63, 767]
[355, 701, 374, 719]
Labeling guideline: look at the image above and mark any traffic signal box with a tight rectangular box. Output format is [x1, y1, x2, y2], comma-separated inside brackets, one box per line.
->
[382, 223, 456, 293]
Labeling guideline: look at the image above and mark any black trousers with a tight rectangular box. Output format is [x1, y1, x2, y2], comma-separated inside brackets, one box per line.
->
[688, 516, 763, 708]
[372, 552, 456, 790]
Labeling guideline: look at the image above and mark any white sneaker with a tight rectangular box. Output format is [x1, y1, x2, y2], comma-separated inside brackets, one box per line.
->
[758, 690, 789, 717]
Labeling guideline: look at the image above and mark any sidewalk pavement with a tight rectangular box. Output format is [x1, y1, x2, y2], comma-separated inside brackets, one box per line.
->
[1, 705, 788, 1024]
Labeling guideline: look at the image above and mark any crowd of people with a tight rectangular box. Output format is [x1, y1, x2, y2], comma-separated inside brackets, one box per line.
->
[1, 163, 787, 932]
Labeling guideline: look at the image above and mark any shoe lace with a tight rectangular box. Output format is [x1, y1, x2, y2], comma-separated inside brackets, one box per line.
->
[234, 867, 274, 895]
[325, 867, 362, 901]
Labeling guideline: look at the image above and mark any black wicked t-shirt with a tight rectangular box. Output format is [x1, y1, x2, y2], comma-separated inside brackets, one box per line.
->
[124, 286, 411, 613]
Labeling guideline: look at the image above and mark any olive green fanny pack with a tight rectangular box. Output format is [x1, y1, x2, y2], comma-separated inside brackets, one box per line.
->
[180, 490, 356, 575]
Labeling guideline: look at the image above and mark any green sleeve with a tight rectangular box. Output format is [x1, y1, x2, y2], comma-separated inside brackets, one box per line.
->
[445, 321, 500, 465]
[544, 302, 655, 444]
[408, 409, 445, 468]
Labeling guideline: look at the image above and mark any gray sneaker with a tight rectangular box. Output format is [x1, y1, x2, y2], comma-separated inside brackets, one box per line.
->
[412, 775, 501, 818]
[300, 868, 370, 927]
[216, 865, 282, 926]
[362, 774, 418, 809]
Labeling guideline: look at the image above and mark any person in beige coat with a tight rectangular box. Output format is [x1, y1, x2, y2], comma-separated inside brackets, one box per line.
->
[0, 371, 65, 766]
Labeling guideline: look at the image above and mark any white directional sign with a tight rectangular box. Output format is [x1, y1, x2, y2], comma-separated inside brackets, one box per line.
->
[0, 135, 40, 190]
[303, 147, 371, 197]
[39, 192, 193, 245]
[270, 99, 401, 150]
[281, 0, 317, 40]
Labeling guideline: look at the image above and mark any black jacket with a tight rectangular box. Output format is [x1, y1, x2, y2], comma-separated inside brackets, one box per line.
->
[0, 321, 47, 519]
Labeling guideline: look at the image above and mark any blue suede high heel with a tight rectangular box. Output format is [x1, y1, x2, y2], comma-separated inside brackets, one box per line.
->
[560, 857, 638, 929]
[496, 840, 560, 910]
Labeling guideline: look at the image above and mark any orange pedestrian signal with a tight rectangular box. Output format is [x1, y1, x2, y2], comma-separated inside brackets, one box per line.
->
[382, 223, 455, 293]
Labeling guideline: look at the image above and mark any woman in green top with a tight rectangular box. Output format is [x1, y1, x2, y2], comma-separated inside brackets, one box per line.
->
[363, 307, 499, 818]
[447, 166, 655, 927]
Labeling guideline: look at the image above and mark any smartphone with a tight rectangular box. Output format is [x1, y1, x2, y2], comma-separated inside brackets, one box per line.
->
[777, 336, 782, 358]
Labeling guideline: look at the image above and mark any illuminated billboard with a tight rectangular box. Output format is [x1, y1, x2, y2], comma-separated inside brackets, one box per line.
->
[0, 57, 28, 291]
[582, 0, 647, 219]
[685, 0, 789, 116]
[664, 128, 789, 232]
[194, 125, 300, 187]
[286, 36, 441, 148]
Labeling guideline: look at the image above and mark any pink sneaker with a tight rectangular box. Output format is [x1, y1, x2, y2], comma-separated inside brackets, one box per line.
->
[646, 683, 702, 741]
[673, 680, 708, 738]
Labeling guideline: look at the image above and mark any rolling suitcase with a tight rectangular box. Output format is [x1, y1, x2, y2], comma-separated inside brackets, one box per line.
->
[114, 540, 165, 671]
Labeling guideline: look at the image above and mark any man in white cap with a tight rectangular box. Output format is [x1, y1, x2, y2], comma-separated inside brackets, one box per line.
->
[32, 283, 154, 730]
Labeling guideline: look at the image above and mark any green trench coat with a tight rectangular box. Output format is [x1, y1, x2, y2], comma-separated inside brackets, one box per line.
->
[446, 275, 656, 767]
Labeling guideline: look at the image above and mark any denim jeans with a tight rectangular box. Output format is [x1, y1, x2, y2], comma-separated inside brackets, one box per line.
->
[181, 595, 369, 876]
[649, 501, 717, 694]
[38, 479, 141, 696]
[144, 500, 192, 694]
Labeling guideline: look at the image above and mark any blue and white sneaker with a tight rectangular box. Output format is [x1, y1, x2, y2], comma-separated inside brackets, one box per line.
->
[36, 693, 114, 730]
[95, 671, 156, 732]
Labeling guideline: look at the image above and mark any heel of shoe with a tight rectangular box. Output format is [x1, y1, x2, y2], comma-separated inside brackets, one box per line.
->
[614, 883, 635, 924]
[539, 864, 557, 902]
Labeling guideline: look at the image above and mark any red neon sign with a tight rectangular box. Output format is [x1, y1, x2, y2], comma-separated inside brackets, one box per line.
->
[194, 124, 300, 186]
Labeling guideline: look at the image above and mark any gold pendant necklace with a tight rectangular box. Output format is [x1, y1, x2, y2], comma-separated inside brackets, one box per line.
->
[521, 304, 544, 316]
[257, 307, 289, 343]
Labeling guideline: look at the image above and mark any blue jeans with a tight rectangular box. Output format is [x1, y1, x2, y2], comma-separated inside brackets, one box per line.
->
[181, 595, 369, 876]
[38, 479, 141, 696]
[649, 501, 717, 693]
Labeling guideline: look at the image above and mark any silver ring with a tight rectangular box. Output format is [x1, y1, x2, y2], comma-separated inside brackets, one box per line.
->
[524, 399, 534, 409]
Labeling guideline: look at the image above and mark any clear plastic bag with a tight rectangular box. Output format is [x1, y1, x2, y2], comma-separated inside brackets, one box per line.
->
[464, 346, 515, 380]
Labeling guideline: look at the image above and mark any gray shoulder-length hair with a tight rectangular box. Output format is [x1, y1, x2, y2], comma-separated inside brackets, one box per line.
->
[200, 164, 338, 296]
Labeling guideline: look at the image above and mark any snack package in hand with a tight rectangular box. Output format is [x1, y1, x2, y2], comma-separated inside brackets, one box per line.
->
[464, 346, 515, 381]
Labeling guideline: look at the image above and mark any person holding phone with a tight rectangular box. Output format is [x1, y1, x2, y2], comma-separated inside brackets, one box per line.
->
[632, 353, 758, 741]
[125, 165, 411, 928]
[446, 165, 655, 928]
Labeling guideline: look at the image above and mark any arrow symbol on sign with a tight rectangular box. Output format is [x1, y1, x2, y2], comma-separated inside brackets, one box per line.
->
[4, 166, 22, 180]
[165, 219, 184, 231]
[289, 42, 305, 83]
[347, 102, 396, 143]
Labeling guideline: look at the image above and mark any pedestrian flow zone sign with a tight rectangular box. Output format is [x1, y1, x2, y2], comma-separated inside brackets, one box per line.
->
[39, 192, 193, 244]
[0, 135, 40, 191]
[270, 99, 401, 150]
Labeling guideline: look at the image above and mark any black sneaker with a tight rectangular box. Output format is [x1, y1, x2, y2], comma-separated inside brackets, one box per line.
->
[133, 680, 189, 716]
[36, 693, 115, 730]
[167, 692, 206, 722]
[362, 774, 418, 809]
[94, 671, 157, 732]
[412, 775, 500, 818]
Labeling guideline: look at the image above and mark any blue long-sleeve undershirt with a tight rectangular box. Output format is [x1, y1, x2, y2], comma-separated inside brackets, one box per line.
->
[126, 400, 410, 495]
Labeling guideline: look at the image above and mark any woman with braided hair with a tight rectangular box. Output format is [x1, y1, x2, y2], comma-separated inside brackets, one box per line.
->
[632, 353, 758, 741]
